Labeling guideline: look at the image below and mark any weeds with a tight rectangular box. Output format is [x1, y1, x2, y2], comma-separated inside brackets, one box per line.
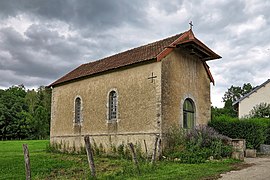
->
[164, 125, 233, 163]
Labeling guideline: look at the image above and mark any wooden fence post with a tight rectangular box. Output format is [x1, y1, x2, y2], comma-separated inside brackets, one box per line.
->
[151, 135, 159, 164]
[84, 135, 96, 178]
[22, 144, 31, 180]
[128, 143, 141, 175]
[143, 139, 148, 161]
[157, 138, 162, 160]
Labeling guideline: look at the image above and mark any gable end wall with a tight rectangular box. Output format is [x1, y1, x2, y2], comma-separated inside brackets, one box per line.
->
[161, 48, 211, 134]
[239, 82, 270, 118]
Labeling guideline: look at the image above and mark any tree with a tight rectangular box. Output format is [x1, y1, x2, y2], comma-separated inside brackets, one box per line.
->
[0, 86, 27, 139]
[222, 83, 253, 103]
[25, 89, 38, 115]
[212, 83, 254, 119]
[0, 85, 51, 140]
[249, 103, 270, 118]
[32, 106, 49, 139]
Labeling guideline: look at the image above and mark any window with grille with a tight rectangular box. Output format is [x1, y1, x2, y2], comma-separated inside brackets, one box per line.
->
[109, 91, 117, 120]
[75, 97, 81, 123]
[183, 98, 195, 129]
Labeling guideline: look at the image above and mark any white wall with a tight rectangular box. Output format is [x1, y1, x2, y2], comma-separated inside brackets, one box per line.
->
[239, 82, 270, 118]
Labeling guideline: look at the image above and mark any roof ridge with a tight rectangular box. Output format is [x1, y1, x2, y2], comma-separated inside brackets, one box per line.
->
[82, 33, 182, 66]
[49, 30, 220, 87]
[233, 79, 270, 105]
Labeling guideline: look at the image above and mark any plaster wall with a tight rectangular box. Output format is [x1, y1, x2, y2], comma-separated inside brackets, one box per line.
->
[161, 48, 211, 133]
[50, 61, 162, 151]
[239, 82, 270, 118]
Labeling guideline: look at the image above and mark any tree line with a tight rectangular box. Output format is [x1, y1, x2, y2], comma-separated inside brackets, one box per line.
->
[0, 85, 51, 140]
[1, 82, 268, 140]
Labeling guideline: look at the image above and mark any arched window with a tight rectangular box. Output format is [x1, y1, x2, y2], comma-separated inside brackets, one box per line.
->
[183, 98, 195, 129]
[75, 97, 82, 123]
[109, 90, 117, 120]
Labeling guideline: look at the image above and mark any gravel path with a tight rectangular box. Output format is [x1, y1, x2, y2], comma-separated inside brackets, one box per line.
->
[219, 157, 270, 180]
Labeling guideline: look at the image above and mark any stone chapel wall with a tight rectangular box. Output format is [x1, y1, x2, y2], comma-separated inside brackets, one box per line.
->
[50, 61, 162, 153]
[161, 48, 211, 133]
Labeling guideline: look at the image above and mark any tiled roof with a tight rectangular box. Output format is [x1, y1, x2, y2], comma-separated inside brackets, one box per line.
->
[50, 34, 182, 87]
[233, 79, 270, 105]
[49, 30, 220, 87]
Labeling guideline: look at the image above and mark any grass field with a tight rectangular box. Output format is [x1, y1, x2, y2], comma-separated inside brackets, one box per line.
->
[0, 140, 240, 179]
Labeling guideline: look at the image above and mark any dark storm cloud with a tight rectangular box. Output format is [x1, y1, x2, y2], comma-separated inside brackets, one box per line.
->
[0, 0, 148, 34]
[0, 26, 79, 78]
[0, 0, 270, 107]
[0, 0, 152, 88]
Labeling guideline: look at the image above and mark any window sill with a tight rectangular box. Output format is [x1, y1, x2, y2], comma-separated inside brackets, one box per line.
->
[73, 123, 83, 126]
[107, 119, 118, 123]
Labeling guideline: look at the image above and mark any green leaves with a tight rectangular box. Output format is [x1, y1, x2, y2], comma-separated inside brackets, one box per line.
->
[222, 83, 253, 103]
[209, 116, 270, 149]
[164, 126, 233, 163]
[0, 85, 51, 140]
[215, 83, 254, 118]
[249, 103, 270, 118]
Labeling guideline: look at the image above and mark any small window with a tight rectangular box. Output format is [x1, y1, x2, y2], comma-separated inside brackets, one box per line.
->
[109, 90, 117, 120]
[75, 97, 82, 123]
[183, 98, 195, 129]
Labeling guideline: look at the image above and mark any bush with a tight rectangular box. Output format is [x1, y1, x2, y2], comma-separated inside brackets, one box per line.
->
[209, 115, 270, 149]
[249, 103, 270, 118]
[164, 125, 233, 163]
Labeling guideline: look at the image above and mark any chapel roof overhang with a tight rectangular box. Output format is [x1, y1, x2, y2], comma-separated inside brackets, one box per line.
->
[49, 29, 221, 87]
[157, 29, 221, 61]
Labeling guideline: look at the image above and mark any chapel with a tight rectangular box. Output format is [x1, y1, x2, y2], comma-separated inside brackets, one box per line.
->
[49, 29, 221, 152]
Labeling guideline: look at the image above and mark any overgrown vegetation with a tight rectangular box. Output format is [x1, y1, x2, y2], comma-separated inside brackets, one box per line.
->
[249, 102, 270, 118]
[0, 85, 51, 140]
[46, 140, 146, 161]
[210, 82, 270, 148]
[164, 125, 233, 163]
[0, 140, 240, 179]
[212, 83, 253, 118]
[209, 115, 270, 149]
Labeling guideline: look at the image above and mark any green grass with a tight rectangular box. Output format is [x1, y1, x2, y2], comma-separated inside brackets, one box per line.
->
[0, 140, 239, 179]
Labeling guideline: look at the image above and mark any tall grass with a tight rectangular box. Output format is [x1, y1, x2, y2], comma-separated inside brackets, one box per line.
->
[0, 140, 239, 179]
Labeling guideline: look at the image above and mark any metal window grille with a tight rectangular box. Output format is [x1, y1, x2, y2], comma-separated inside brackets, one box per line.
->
[75, 97, 81, 123]
[109, 91, 117, 120]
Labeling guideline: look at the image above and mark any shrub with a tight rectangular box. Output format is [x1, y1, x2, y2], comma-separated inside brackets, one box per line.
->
[209, 115, 270, 149]
[164, 125, 233, 163]
[165, 127, 186, 154]
[249, 103, 270, 118]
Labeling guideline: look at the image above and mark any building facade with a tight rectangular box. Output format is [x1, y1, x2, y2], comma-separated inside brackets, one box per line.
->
[233, 79, 270, 118]
[49, 29, 221, 152]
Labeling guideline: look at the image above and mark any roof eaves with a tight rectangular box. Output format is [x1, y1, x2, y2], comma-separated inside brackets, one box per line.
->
[233, 79, 270, 105]
[49, 57, 157, 87]
[203, 62, 215, 84]
[157, 29, 221, 61]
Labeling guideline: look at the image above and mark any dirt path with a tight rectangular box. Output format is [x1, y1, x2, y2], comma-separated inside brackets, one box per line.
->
[219, 157, 270, 180]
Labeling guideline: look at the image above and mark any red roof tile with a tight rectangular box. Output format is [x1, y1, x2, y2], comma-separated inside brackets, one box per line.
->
[50, 30, 220, 87]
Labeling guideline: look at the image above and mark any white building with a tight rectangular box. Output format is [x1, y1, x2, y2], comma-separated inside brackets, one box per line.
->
[233, 79, 270, 118]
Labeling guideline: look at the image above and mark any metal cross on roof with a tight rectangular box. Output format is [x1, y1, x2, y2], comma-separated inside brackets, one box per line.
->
[189, 21, 193, 30]
[148, 72, 157, 83]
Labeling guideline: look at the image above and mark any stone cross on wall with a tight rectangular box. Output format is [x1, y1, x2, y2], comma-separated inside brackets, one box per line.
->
[148, 72, 157, 83]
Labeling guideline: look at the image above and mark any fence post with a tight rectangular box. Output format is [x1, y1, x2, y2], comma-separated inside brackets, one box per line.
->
[143, 139, 148, 161]
[22, 144, 31, 180]
[84, 135, 96, 178]
[151, 135, 159, 164]
[157, 138, 162, 160]
[128, 143, 141, 175]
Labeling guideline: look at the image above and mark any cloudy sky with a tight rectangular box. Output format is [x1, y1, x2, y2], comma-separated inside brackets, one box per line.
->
[0, 0, 269, 107]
